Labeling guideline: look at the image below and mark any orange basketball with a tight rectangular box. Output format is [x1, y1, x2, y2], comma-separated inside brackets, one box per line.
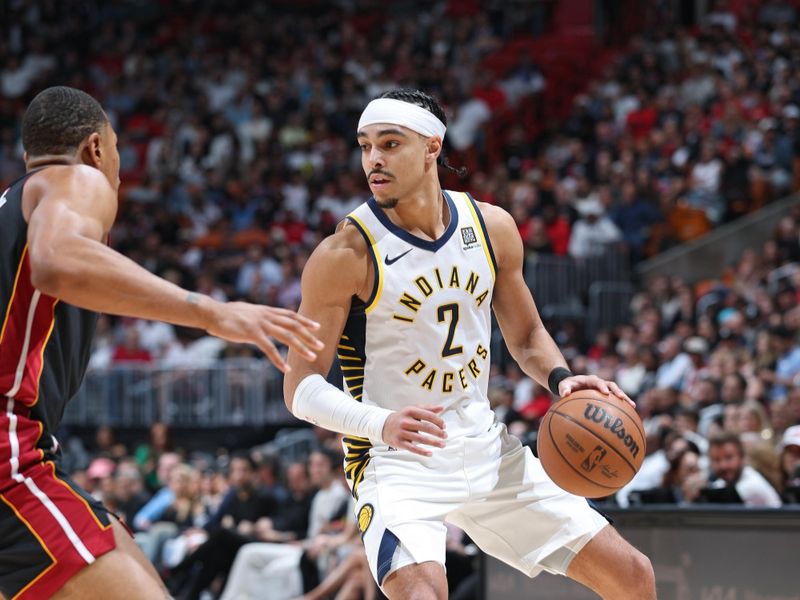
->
[537, 389, 645, 498]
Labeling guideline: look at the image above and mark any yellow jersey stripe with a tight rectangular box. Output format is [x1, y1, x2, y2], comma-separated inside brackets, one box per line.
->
[463, 192, 496, 280]
[348, 214, 384, 313]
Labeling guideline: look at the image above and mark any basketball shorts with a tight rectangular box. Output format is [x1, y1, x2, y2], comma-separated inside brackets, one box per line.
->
[0, 403, 117, 599]
[351, 421, 609, 590]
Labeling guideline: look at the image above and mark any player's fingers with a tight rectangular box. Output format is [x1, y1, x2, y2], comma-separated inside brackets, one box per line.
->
[588, 376, 610, 394]
[406, 407, 446, 431]
[286, 311, 321, 330]
[258, 337, 289, 373]
[419, 405, 445, 414]
[414, 418, 448, 440]
[609, 382, 635, 406]
[272, 314, 325, 350]
[404, 431, 446, 448]
[270, 315, 324, 352]
[266, 324, 317, 362]
[396, 440, 433, 457]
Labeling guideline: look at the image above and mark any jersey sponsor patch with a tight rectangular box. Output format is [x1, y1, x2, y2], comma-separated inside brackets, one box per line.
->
[460, 226, 478, 249]
[358, 503, 374, 534]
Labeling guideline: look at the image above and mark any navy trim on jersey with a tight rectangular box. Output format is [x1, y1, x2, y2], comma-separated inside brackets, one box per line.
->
[377, 529, 401, 584]
[587, 499, 614, 524]
[346, 216, 380, 308]
[465, 192, 499, 274]
[366, 191, 458, 252]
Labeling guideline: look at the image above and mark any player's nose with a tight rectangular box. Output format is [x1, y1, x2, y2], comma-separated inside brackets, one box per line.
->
[368, 147, 385, 167]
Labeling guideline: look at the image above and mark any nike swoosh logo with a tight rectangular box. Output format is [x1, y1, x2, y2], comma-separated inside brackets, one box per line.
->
[384, 249, 412, 265]
[0, 188, 8, 209]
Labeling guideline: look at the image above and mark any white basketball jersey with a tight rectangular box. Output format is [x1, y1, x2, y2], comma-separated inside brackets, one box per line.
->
[339, 190, 498, 483]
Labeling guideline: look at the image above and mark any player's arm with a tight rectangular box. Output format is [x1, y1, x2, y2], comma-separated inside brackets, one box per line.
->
[25, 165, 321, 371]
[283, 224, 446, 455]
[479, 202, 631, 403]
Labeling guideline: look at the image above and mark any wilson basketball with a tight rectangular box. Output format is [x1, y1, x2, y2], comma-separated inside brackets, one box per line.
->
[537, 389, 645, 498]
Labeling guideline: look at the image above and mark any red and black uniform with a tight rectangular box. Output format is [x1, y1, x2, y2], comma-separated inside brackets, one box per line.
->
[0, 169, 116, 599]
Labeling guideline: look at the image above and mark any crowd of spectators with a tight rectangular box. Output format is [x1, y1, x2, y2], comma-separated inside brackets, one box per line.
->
[0, 0, 550, 366]
[5, 2, 800, 366]
[63, 421, 478, 600]
[4, 2, 800, 596]
[490, 206, 800, 508]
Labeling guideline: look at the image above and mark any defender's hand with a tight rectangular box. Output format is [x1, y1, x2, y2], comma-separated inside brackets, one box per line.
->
[558, 375, 634, 407]
[382, 405, 447, 456]
[206, 301, 323, 372]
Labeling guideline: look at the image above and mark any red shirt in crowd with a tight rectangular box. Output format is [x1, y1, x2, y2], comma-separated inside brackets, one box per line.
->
[546, 216, 571, 256]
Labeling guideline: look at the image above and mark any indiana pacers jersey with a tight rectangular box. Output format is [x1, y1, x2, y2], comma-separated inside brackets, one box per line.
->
[339, 190, 498, 490]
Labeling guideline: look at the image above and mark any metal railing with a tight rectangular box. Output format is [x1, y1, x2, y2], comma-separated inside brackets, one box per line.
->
[62, 359, 290, 427]
[587, 280, 636, 339]
[525, 245, 631, 332]
[63, 248, 635, 427]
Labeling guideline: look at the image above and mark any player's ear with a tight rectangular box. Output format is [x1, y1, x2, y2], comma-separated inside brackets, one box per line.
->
[426, 136, 443, 163]
[80, 132, 103, 169]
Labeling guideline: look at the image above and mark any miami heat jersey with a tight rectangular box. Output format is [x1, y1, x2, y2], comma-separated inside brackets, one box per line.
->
[339, 191, 498, 450]
[0, 169, 98, 449]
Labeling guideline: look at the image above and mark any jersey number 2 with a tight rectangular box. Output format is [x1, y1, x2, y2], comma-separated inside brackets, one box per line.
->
[437, 303, 463, 357]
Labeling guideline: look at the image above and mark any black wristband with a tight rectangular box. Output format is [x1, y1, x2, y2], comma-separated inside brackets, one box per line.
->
[548, 367, 573, 396]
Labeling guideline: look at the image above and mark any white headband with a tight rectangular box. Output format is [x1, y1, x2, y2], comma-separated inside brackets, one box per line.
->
[358, 98, 446, 140]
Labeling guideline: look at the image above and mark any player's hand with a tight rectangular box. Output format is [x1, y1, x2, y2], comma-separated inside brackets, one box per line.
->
[206, 301, 323, 372]
[382, 405, 447, 457]
[558, 375, 634, 407]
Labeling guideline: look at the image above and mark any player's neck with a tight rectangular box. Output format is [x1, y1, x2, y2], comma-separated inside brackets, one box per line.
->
[382, 180, 449, 241]
[26, 154, 78, 171]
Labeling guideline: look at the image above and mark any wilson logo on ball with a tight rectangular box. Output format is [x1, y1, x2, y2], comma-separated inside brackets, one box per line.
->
[583, 403, 641, 459]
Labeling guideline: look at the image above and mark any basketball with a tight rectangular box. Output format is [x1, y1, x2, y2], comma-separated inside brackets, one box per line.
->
[537, 389, 645, 498]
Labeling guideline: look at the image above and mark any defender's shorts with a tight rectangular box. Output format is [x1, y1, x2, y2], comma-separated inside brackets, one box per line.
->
[0, 404, 117, 599]
[351, 421, 608, 589]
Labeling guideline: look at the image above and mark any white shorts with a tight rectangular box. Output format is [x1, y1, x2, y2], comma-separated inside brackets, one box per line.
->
[350, 422, 609, 589]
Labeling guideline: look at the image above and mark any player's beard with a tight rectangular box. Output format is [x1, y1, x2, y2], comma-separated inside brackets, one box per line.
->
[375, 196, 399, 209]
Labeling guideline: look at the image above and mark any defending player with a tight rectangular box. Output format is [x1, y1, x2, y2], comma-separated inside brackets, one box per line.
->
[285, 89, 655, 599]
[0, 87, 322, 600]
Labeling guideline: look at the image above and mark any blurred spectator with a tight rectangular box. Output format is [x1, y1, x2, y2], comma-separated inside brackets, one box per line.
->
[219, 449, 349, 600]
[112, 458, 151, 527]
[93, 424, 128, 460]
[779, 425, 800, 503]
[170, 452, 279, 599]
[136, 422, 176, 493]
[568, 196, 622, 258]
[85, 457, 116, 503]
[111, 328, 153, 365]
[704, 432, 782, 507]
[629, 443, 703, 505]
[134, 452, 183, 531]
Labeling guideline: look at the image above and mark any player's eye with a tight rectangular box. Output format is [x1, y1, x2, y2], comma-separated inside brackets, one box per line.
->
[360, 144, 370, 151]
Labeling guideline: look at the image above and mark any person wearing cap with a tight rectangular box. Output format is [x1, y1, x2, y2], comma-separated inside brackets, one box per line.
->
[283, 89, 654, 599]
[682, 336, 711, 399]
[567, 193, 622, 259]
[779, 425, 800, 503]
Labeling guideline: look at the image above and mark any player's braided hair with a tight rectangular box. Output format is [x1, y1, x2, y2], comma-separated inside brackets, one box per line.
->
[377, 89, 468, 178]
[22, 86, 108, 157]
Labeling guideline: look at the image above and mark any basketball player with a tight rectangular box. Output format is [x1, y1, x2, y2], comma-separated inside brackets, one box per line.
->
[0, 87, 322, 600]
[285, 90, 656, 599]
